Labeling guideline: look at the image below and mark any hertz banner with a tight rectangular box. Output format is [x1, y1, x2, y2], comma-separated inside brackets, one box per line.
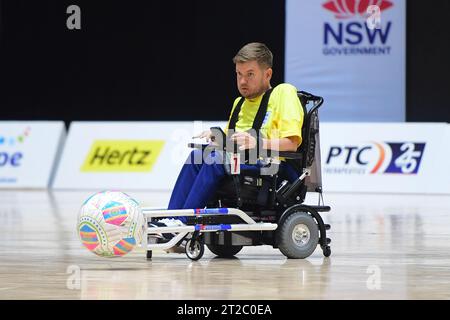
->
[285, 0, 406, 121]
[80, 140, 165, 172]
[52, 121, 224, 190]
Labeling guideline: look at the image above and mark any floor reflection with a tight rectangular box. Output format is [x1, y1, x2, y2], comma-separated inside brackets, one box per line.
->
[77, 254, 333, 300]
[0, 191, 449, 299]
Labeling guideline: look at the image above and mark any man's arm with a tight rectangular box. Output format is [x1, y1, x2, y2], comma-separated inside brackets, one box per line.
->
[263, 136, 299, 152]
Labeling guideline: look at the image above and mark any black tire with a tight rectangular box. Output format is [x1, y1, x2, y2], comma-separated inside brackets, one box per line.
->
[206, 244, 243, 258]
[146, 250, 152, 259]
[323, 245, 331, 257]
[185, 239, 205, 261]
[277, 211, 319, 259]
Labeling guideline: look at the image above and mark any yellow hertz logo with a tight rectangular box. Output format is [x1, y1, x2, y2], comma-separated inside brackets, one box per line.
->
[81, 140, 165, 172]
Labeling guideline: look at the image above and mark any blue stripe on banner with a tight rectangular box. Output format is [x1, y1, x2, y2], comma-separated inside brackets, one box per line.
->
[195, 224, 232, 231]
[195, 208, 229, 215]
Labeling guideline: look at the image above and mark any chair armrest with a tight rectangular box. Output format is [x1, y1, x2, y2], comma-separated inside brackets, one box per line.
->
[188, 143, 302, 159]
[187, 143, 210, 150]
[272, 151, 303, 159]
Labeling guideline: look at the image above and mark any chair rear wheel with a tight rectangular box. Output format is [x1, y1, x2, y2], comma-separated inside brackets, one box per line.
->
[206, 244, 243, 258]
[277, 211, 319, 259]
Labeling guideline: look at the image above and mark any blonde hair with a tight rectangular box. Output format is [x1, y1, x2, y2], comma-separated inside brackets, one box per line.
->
[232, 42, 273, 68]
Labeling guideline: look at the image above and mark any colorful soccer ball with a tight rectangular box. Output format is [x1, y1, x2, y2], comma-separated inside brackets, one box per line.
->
[78, 190, 144, 257]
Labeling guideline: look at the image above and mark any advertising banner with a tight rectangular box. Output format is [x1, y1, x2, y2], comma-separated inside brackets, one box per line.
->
[320, 123, 448, 194]
[286, 0, 406, 121]
[53, 121, 449, 194]
[52, 121, 227, 190]
[0, 121, 65, 188]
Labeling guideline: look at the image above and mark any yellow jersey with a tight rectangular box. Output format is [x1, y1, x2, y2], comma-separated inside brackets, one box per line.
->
[225, 83, 304, 147]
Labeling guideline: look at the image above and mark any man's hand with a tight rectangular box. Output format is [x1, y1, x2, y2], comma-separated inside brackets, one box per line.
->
[230, 132, 257, 150]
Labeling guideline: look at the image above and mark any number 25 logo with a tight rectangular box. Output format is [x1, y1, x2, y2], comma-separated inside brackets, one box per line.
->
[394, 143, 422, 174]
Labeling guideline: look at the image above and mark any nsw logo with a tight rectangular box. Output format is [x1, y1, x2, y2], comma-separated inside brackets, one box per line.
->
[325, 142, 426, 175]
[322, 0, 395, 56]
[323, 0, 393, 19]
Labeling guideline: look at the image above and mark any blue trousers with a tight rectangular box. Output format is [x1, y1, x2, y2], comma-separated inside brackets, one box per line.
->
[168, 149, 299, 223]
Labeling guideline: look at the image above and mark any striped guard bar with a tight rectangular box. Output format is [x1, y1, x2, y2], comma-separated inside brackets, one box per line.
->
[195, 224, 232, 231]
[194, 208, 229, 215]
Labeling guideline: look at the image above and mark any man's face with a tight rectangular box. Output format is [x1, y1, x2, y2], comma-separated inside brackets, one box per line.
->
[236, 60, 272, 99]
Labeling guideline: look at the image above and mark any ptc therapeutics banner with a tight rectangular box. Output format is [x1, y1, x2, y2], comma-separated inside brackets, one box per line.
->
[320, 123, 449, 194]
[286, 0, 406, 121]
[52, 121, 227, 190]
[0, 121, 66, 188]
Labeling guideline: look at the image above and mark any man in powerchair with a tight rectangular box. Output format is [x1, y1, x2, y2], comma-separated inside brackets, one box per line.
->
[151, 42, 304, 252]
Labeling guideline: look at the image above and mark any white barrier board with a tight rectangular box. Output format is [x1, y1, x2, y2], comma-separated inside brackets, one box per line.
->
[0, 121, 65, 188]
[52, 121, 227, 190]
[53, 121, 449, 195]
[320, 123, 449, 194]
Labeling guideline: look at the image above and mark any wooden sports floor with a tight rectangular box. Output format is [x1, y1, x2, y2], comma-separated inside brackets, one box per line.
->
[0, 190, 449, 300]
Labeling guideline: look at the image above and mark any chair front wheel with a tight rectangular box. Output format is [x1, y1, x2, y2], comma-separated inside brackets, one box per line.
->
[323, 245, 331, 257]
[185, 239, 205, 261]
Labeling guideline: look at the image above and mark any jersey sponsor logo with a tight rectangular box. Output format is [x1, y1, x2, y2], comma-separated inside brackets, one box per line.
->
[262, 111, 271, 126]
[81, 140, 165, 172]
[325, 142, 426, 175]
